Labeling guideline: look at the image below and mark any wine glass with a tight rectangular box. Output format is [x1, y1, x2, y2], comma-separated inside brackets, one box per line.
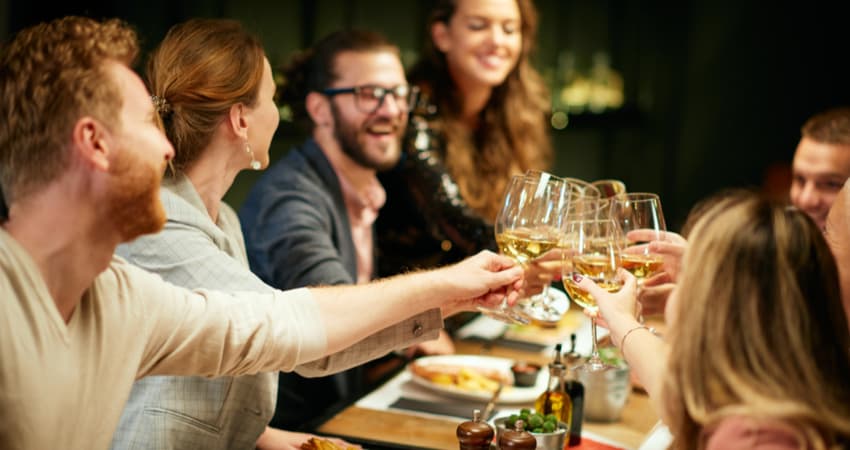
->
[609, 193, 667, 286]
[479, 175, 566, 324]
[563, 177, 602, 199]
[590, 179, 627, 198]
[561, 217, 623, 371]
[516, 171, 574, 325]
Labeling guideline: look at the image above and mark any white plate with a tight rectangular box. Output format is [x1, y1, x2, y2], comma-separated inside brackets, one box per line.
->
[408, 355, 546, 403]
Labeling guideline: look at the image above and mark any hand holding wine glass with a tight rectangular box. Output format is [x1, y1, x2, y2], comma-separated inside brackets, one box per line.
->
[479, 175, 565, 324]
[610, 193, 667, 285]
[561, 217, 623, 371]
[514, 170, 574, 326]
[626, 229, 687, 282]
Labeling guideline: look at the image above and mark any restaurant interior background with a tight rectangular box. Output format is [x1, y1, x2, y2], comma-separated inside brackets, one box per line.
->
[4, 0, 849, 230]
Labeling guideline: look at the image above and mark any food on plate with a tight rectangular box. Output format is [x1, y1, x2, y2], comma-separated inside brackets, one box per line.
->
[410, 362, 513, 392]
[300, 437, 358, 450]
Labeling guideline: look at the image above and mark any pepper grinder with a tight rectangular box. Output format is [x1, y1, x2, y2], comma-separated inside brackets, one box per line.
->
[456, 409, 494, 450]
[563, 333, 583, 367]
[498, 419, 537, 449]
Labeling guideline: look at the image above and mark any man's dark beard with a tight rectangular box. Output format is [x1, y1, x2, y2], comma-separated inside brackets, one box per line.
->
[330, 103, 400, 171]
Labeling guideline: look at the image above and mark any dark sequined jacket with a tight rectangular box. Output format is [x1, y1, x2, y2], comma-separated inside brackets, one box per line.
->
[376, 112, 498, 278]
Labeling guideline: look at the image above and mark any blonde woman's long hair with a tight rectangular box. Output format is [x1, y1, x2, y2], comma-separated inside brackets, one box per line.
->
[410, 0, 552, 221]
[663, 193, 850, 449]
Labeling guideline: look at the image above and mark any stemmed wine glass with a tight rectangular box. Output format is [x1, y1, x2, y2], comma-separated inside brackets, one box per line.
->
[515, 171, 575, 325]
[609, 193, 667, 286]
[590, 179, 627, 198]
[478, 175, 567, 324]
[561, 215, 623, 371]
[563, 177, 602, 200]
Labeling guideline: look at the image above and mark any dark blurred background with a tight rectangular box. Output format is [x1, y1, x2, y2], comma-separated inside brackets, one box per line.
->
[4, 0, 849, 230]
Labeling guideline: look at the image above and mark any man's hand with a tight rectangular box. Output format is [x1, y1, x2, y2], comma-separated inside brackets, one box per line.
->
[255, 427, 361, 450]
[522, 249, 563, 296]
[438, 250, 524, 317]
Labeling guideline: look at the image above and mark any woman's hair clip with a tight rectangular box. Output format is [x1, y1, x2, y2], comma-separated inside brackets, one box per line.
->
[152, 95, 172, 116]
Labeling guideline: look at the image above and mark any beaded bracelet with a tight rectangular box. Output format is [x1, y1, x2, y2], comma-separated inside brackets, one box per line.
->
[619, 325, 657, 362]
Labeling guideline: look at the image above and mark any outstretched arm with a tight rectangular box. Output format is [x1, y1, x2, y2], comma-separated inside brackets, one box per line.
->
[575, 270, 668, 419]
[135, 251, 522, 378]
[309, 250, 523, 355]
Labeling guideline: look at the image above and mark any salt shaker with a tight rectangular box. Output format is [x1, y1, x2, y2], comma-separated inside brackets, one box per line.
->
[456, 409, 494, 450]
[498, 419, 537, 449]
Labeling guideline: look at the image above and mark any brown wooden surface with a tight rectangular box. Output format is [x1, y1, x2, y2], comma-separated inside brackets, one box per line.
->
[317, 311, 660, 449]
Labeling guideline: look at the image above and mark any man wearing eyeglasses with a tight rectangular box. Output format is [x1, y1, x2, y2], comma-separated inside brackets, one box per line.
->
[239, 29, 454, 431]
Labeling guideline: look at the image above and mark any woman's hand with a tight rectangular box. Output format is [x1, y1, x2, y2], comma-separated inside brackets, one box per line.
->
[625, 229, 688, 281]
[574, 269, 639, 331]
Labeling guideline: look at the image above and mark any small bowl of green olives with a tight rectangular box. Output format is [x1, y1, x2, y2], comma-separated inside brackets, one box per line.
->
[494, 409, 568, 450]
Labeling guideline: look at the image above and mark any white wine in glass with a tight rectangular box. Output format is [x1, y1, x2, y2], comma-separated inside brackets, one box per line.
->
[496, 228, 560, 265]
[564, 254, 624, 310]
[561, 219, 623, 372]
[480, 175, 567, 325]
[618, 254, 664, 279]
[610, 193, 667, 284]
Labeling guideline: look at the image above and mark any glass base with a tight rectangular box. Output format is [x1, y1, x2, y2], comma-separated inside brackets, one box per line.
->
[574, 356, 614, 372]
[515, 289, 570, 328]
[476, 305, 530, 325]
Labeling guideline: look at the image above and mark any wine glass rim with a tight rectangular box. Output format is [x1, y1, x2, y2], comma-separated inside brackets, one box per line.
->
[613, 192, 660, 200]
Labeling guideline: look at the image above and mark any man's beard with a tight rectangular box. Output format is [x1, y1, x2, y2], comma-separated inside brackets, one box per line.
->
[331, 104, 401, 172]
[105, 150, 167, 242]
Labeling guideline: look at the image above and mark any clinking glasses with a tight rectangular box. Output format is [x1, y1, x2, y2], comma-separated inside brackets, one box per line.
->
[321, 84, 417, 114]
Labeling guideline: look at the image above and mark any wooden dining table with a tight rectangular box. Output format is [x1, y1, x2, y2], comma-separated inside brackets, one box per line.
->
[315, 310, 662, 450]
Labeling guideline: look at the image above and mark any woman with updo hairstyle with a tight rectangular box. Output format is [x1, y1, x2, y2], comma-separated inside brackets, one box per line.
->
[578, 192, 850, 449]
[110, 18, 360, 450]
[376, 0, 552, 279]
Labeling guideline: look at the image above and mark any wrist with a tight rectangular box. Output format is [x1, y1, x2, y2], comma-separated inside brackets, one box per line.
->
[606, 314, 641, 348]
[619, 324, 659, 363]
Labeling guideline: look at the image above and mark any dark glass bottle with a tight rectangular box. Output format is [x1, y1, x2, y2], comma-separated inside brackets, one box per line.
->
[533, 344, 572, 427]
[456, 409, 494, 450]
[565, 334, 585, 446]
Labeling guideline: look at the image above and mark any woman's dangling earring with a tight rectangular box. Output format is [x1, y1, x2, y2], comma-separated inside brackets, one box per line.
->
[245, 142, 261, 170]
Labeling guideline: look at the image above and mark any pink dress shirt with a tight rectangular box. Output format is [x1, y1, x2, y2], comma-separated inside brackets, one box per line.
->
[335, 170, 386, 284]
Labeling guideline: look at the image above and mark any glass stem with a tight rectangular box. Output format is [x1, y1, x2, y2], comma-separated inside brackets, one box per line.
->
[590, 315, 600, 360]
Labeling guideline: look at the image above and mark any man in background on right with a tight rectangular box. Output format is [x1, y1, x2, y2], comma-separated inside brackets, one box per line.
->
[790, 107, 850, 230]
